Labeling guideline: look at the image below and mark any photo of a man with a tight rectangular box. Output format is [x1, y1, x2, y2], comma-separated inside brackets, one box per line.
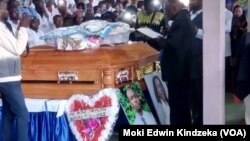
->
[118, 82, 157, 125]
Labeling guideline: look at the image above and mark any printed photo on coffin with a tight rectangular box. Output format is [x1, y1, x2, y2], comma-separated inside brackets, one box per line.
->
[144, 72, 170, 125]
[118, 82, 157, 125]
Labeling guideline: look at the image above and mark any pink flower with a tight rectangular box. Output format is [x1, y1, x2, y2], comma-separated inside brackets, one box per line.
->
[82, 118, 101, 138]
[86, 118, 101, 129]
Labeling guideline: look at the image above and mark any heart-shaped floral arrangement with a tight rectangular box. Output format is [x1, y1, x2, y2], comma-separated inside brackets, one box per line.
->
[65, 88, 120, 141]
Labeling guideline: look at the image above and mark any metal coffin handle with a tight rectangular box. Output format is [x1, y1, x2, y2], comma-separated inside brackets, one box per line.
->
[58, 71, 79, 84]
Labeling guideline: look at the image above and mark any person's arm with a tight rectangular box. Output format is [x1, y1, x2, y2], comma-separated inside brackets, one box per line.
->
[0, 16, 30, 56]
[159, 17, 187, 50]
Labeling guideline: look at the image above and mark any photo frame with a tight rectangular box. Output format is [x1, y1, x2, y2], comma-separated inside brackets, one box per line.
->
[117, 82, 157, 125]
[144, 72, 170, 125]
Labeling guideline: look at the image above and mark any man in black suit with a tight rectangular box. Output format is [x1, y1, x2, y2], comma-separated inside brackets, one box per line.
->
[189, 0, 203, 125]
[158, 0, 196, 124]
[236, 33, 250, 124]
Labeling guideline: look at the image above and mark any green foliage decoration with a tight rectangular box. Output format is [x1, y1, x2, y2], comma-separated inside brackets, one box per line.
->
[117, 82, 151, 124]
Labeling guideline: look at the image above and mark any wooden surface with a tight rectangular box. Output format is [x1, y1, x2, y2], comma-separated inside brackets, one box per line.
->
[21, 42, 160, 99]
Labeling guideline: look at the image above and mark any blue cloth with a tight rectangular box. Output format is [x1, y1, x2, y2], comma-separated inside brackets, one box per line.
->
[0, 89, 153, 140]
[40, 21, 119, 40]
[0, 109, 76, 141]
[19, 7, 39, 19]
[0, 110, 126, 141]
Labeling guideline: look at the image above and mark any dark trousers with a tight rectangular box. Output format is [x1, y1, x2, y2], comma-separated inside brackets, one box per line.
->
[190, 54, 203, 125]
[0, 81, 29, 141]
[225, 57, 232, 92]
[166, 80, 192, 124]
[190, 78, 203, 125]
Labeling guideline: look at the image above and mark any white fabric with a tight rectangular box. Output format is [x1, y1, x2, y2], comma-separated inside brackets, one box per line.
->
[0, 75, 21, 83]
[0, 98, 67, 115]
[28, 29, 47, 47]
[24, 99, 48, 112]
[160, 99, 170, 125]
[168, 20, 173, 27]
[0, 22, 28, 56]
[134, 110, 157, 125]
[196, 29, 203, 39]
[92, 0, 102, 7]
[37, 13, 53, 34]
[46, 5, 60, 31]
[225, 8, 233, 57]
[0, 22, 28, 82]
[244, 94, 250, 125]
[190, 9, 202, 20]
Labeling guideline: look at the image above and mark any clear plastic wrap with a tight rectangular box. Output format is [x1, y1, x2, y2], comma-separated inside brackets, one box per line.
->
[39, 20, 133, 51]
[101, 22, 134, 45]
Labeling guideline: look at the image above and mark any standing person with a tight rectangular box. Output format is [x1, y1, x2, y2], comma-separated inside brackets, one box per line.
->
[236, 32, 250, 125]
[231, 5, 247, 95]
[129, 0, 166, 44]
[158, 0, 196, 124]
[189, 0, 203, 125]
[225, 6, 233, 92]
[0, 0, 30, 141]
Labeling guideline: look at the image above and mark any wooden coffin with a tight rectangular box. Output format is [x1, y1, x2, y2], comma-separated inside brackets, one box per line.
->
[21, 42, 160, 99]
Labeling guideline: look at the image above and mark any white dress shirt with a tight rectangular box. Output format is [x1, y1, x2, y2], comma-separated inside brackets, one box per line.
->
[134, 110, 157, 125]
[225, 8, 233, 57]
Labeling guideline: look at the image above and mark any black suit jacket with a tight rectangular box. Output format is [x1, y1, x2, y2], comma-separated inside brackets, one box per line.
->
[191, 12, 203, 79]
[159, 9, 196, 82]
[236, 32, 250, 100]
[191, 12, 203, 57]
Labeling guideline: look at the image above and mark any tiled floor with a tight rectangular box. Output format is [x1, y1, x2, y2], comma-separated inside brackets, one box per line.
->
[225, 93, 245, 125]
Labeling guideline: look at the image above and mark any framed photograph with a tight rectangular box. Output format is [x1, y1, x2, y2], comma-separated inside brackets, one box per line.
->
[118, 82, 157, 125]
[144, 72, 170, 125]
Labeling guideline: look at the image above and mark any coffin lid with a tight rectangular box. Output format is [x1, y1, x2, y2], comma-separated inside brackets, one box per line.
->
[21, 42, 160, 70]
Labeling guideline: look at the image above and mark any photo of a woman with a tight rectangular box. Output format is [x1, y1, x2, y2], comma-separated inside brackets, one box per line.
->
[145, 72, 170, 125]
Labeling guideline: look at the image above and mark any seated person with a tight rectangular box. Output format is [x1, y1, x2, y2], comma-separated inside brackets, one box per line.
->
[53, 14, 64, 28]
[101, 11, 117, 22]
[60, 9, 85, 26]
[94, 6, 101, 18]
[57, 1, 73, 27]
[28, 18, 47, 48]
[72, 9, 85, 25]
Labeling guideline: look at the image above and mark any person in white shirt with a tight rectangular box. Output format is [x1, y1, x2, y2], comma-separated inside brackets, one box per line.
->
[45, 0, 60, 30]
[189, 0, 203, 125]
[125, 87, 157, 125]
[225, 7, 233, 92]
[225, 8, 233, 58]
[0, 1, 30, 141]
[33, 0, 53, 33]
[28, 17, 46, 48]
